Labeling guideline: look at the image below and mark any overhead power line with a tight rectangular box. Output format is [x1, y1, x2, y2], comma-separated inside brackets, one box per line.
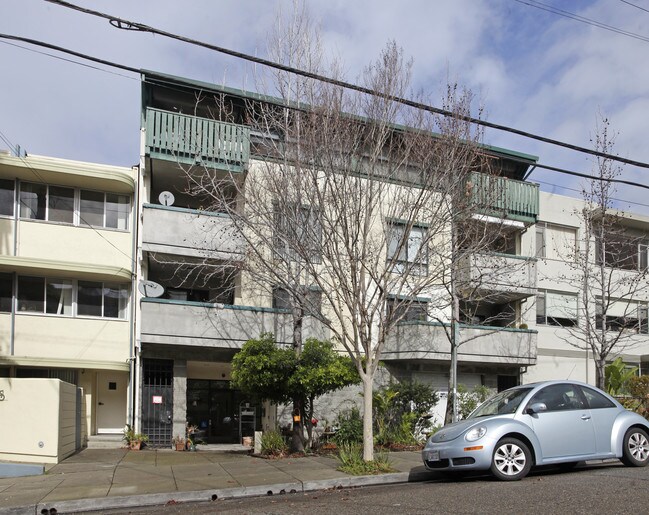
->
[2, 31, 649, 195]
[619, 0, 649, 15]
[513, 0, 649, 43]
[42, 0, 649, 172]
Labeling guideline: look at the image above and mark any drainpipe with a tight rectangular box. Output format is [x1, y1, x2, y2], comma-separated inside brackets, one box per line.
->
[9, 179, 18, 356]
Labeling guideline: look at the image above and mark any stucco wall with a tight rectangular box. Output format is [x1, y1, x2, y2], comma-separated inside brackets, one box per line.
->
[0, 378, 82, 463]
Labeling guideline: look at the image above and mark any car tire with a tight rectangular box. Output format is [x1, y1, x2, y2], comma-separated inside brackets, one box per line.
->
[490, 438, 532, 481]
[621, 427, 649, 467]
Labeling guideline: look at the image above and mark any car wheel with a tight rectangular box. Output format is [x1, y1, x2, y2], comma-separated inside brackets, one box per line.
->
[621, 427, 649, 467]
[490, 438, 532, 481]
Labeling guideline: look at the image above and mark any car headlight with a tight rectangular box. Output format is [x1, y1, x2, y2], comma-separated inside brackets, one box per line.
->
[465, 426, 487, 442]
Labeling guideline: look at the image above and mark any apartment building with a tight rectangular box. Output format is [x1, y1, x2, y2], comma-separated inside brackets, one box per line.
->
[0, 151, 137, 442]
[133, 70, 547, 442]
[525, 191, 649, 384]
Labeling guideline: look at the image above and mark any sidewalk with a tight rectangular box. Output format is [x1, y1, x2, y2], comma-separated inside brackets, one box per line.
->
[0, 447, 430, 514]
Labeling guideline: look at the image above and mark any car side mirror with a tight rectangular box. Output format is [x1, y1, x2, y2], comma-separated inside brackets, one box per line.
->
[526, 402, 547, 415]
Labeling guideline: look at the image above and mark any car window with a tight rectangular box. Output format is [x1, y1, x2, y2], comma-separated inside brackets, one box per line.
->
[468, 387, 533, 418]
[579, 386, 616, 409]
[528, 384, 586, 411]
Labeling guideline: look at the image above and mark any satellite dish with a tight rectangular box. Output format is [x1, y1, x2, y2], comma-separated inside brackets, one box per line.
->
[158, 191, 175, 207]
[138, 280, 164, 298]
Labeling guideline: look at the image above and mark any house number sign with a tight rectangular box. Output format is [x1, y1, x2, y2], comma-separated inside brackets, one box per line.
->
[0, 390, 5, 401]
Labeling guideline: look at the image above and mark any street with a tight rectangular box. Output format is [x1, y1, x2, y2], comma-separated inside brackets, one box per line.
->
[95, 461, 649, 514]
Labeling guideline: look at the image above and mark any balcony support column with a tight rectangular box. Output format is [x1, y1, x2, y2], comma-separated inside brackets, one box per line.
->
[172, 359, 187, 444]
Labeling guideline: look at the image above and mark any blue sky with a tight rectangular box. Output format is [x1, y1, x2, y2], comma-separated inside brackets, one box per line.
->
[1, 0, 648, 212]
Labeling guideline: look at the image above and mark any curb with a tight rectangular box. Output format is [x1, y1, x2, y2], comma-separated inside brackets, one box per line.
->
[27, 471, 431, 514]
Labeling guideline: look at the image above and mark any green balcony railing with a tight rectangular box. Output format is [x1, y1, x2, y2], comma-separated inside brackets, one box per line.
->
[145, 108, 250, 171]
[470, 171, 539, 224]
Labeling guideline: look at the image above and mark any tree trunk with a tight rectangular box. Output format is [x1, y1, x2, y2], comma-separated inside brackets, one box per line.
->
[290, 399, 305, 453]
[362, 376, 374, 462]
[595, 357, 606, 390]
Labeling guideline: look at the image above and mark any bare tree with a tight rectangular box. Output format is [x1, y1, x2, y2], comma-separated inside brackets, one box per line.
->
[559, 117, 649, 388]
[159, 3, 534, 458]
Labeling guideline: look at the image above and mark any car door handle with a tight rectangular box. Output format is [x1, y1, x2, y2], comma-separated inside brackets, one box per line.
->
[581, 414, 591, 420]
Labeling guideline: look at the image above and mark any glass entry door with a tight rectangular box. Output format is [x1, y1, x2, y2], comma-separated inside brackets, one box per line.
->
[186, 379, 242, 443]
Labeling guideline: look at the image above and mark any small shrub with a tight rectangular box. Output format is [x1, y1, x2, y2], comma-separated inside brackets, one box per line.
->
[260, 429, 288, 456]
[336, 443, 393, 475]
[457, 384, 492, 420]
[333, 407, 363, 445]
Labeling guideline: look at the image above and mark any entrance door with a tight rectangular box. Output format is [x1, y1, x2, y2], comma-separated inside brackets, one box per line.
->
[141, 359, 174, 447]
[187, 379, 251, 443]
[96, 371, 128, 433]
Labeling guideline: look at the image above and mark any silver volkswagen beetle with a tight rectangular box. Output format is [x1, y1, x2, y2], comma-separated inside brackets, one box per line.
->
[422, 380, 649, 481]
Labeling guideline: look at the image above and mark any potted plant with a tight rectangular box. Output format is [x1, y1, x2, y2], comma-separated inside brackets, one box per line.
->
[172, 434, 186, 451]
[123, 424, 149, 450]
[186, 423, 199, 451]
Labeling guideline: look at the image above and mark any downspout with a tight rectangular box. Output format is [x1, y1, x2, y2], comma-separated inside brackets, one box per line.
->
[9, 179, 18, 356]
[128, 165, 140, 427]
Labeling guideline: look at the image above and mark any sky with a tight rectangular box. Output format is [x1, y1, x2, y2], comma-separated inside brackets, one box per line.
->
[1, 0, 648, 213]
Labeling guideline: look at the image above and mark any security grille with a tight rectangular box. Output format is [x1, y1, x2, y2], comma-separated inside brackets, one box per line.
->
[141, 359, 173, 447]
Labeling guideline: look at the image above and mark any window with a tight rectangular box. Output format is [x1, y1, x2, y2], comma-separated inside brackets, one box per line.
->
[596, 299, 648, 334]
[19, 183, 47, 220]
[79, 190, 105, 227]
[528, 384, 585, 411]
[386, 297, 428, 322]
[536, 290, 577, 327]
[536, 222, 577, 260]
[106, 194, 130, 229]
[596, 232, 649, 271]
[387, 222, 428, 274]
[274, 204, 322, 262]
[79, 281, 128, 318]
[0, 179, 14, 216]
[15, 275, 128, 319]
[46, 279, 73, 315]
[17, 276, 45, 312]
[17, 182, 130, 229]
[0, 273, 12, 312]
[48, 186, 75, 223]
[273, 287, 322, 316]
[579, 386, 615, 409]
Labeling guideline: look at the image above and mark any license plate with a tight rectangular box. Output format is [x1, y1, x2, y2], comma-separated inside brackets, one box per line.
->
[426, 450, 440, 461]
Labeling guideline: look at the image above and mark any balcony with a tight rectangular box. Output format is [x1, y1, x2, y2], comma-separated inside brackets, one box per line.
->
[139, 299, 329, 349]
[458, 253, 537, 301]
[382, 322, 537, 366]
[141, 204, 244, 259]
[470, 172, 539, 224]
[145, 108, 250, 171]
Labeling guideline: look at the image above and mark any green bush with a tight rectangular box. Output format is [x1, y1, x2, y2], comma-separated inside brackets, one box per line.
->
[457, 384, 492, 420]
[333, 407, 363, 445]
[260, 429, 288, 456]
[336, 443, 393, 475]
[373, 381, 438, 446]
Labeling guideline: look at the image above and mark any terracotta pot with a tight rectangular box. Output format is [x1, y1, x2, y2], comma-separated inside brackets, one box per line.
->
[175, 443, 185, 451]
[130, 441, 142, 450]
[242, 436, 253, 447]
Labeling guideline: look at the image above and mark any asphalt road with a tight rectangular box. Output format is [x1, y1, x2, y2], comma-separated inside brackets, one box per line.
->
[92, 461, 649, 515]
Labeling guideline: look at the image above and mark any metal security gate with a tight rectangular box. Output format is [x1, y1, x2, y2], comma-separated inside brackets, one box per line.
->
[141, 359, 173, 447]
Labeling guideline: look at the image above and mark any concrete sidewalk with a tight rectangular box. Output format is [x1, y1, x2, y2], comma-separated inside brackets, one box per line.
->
[0, 447, 430, 514]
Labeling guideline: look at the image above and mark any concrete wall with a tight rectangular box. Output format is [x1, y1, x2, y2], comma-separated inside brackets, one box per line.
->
[0, 378, 82, 463]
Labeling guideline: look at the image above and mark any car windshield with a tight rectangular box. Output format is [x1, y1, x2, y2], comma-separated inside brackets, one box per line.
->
[467, 387, 534, 419]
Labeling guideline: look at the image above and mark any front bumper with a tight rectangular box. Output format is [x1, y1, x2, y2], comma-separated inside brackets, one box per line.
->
[422, 438, 496, 472]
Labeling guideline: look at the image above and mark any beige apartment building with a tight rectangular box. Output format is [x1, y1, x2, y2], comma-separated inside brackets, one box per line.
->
[0, 151, 137, 454]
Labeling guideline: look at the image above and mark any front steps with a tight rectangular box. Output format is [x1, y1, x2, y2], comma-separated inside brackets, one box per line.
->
[86, 434, 124, 449]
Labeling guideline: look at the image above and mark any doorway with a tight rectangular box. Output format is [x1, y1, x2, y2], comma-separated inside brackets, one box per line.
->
[96, 371, 128, 433]
[186, 379, 258, 443]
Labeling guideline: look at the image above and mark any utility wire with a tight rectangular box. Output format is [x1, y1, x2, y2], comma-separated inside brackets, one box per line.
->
[513, 0, 649, 43]
[42, 0, 649, 171]
[619, 0, 649, 15]
[1, 31, 649, 195]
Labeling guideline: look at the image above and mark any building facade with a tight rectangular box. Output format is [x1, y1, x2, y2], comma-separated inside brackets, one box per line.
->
[0, 151, 137, 441]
